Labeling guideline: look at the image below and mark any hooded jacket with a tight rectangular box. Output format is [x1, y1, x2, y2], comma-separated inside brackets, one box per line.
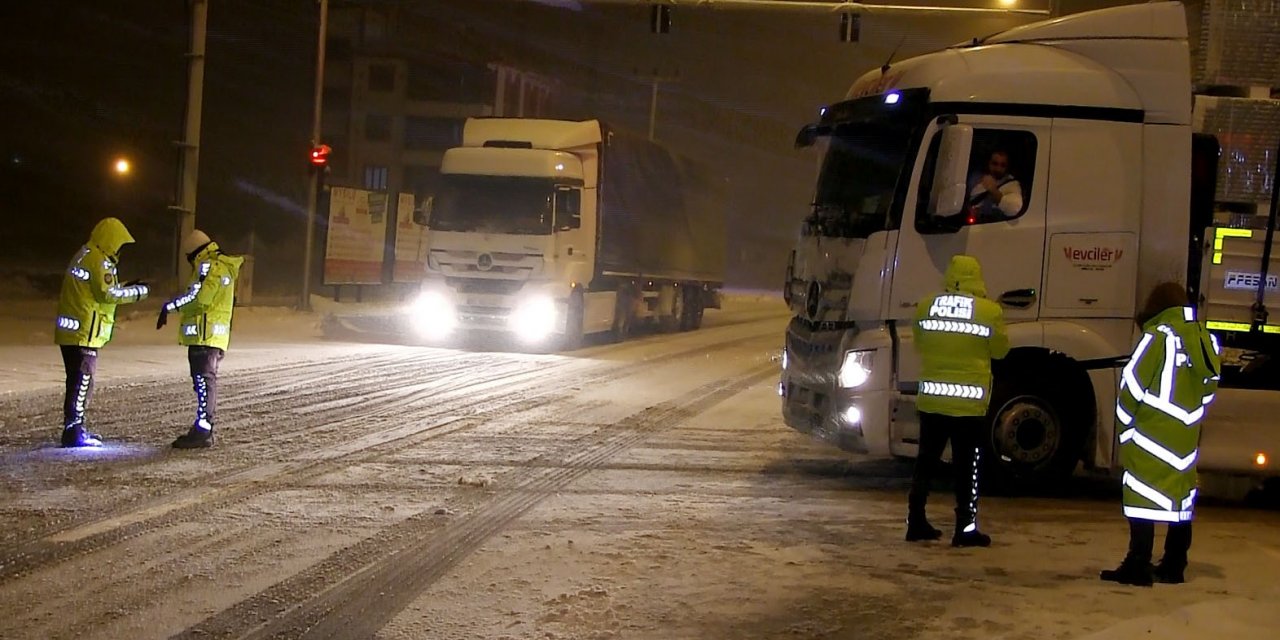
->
[54, 218, 149, 348]
[912, 255, 1010, 417]
[1116, 304, 1220, 522]
[165, 241, 243, 350]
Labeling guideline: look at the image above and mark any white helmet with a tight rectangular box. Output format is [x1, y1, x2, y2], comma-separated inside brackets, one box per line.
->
[181, 229, 212, 258]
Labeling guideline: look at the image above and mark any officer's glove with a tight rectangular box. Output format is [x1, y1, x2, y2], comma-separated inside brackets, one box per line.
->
[156, 308, 169, 330]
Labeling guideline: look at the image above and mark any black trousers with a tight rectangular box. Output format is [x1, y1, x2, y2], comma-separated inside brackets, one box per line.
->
[910, 411, 984, 528]
[188, 346, 224, 429]
[1125, 518, 1193, 568]
[60, 345, 98, 429]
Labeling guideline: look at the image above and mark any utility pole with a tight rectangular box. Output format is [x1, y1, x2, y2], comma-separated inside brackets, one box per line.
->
[171, 0, 207, 283]
[301, 0, 328, 311]
[637, 67, 679, 142]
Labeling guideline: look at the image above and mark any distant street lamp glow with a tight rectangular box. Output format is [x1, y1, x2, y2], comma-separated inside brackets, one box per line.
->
[999, 0, 1017, 6]
[113, 158, 132, 176]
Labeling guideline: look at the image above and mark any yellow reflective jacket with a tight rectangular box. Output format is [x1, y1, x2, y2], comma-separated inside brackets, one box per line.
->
[912, 255, 1010, 417]
[1116, 305, 1221, 522]
[165, 242, 242, 350]
[54, 218, 149, 348]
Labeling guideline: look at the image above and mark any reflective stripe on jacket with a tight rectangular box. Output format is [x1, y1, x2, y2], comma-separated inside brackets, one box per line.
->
[166, 242, 242, 351]
[913, 255, 1009, 417]
[1116, 305, 1221, 522]
[54, 218, 148, 348]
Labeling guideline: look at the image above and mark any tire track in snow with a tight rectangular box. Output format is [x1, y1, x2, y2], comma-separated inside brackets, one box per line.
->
[177, 359, 779, 640]
[0, 325, 778, 582]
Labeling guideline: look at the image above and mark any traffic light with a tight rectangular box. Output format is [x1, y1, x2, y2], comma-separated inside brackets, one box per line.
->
[310, 144, 332, 168]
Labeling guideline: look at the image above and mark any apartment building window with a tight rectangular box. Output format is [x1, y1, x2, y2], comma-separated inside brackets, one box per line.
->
[368, 63, 395, 93]
[364, 165, 389, 191]
[404, 117, 461, 150]
[405, 60, 494, 103]
[364, 113, 392, 142]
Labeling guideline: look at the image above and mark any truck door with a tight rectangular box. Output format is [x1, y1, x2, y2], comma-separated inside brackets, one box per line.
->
[886, 115, 1051, 450]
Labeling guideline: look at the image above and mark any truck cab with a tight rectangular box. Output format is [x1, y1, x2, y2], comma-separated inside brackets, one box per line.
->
[411, 118, 725, 349]
[781, 2, 1206, 484]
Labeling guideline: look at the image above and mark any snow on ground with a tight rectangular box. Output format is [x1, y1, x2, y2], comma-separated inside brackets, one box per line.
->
[1, 293, 1279, 639]
[0, 290, 787, 396]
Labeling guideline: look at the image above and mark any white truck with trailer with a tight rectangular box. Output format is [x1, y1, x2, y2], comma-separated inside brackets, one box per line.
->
[410, 118, 725, 348]
[779, 1, 1279, 486]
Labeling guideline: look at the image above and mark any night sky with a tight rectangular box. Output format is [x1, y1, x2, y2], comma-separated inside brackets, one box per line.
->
[1, 0, 1158, 293]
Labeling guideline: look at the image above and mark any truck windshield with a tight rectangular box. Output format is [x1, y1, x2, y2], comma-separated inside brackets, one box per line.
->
[809, 123, 914, 239]
[431, 175, 555, 235]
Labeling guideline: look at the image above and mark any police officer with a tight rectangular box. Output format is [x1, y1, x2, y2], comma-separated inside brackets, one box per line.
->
[54, 217, 150, 447]
[156, 230, 242, 449]
[908, 254, 1009, 547]
[1101, 283, 1219, 586]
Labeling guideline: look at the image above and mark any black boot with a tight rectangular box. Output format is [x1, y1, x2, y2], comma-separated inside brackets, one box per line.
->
[1100, 560, 1153, 586]
[1151, 562, 1184, 584]
[1154, 522, 1191, 584]
[60, 425, 103, 448]
[952, 507, 990, 548]
[172, 424, 214, 449]
[1102, 519, 1155, 586]
[951, 525, 991, 548]
[906, 513, 942, 542]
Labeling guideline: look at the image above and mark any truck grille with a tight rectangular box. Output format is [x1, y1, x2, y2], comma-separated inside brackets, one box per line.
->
[447, 278, 524, 295]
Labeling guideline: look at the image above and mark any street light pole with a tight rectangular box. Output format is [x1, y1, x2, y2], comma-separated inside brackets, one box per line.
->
[172, 0, 207, 284]
[301, 0, 328, 311]
[639, 68, 678, 142]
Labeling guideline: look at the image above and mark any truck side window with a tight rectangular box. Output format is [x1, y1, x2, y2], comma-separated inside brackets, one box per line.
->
[917, 128, 1038, 227]
[555, 187, 581, 230]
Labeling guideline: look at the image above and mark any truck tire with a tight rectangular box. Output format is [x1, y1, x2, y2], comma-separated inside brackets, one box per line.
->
[612, 286, 636, 342]
[981, 361, 1086, 490]
[660, 285, 684, 333]
[561, 291, 585, 351]
[682, 289, 705, 331]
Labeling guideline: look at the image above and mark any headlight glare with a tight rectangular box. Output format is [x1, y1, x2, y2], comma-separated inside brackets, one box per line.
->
[408, 290, 456, 339]
[510, 295, 559, 343]
[838, 350, 874, 388]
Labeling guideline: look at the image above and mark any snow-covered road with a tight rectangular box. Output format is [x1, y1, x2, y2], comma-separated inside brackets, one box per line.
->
[1, 298, 1278, 639]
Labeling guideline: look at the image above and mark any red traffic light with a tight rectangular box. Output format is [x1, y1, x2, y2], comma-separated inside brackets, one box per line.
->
[310, 144, 332, 166]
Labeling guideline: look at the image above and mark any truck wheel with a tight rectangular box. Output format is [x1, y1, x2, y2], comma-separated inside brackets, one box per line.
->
[561, 291, 585, 351]
[612, 287, 635, 342]
[982, 363, 1086, 490]
[660, 286, 684, 333]
[683, 289, 704, 330]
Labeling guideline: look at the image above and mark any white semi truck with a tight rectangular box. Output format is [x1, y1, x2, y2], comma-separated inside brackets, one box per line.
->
[410, 118, 725, 348]
[779, 1, 1279, 486]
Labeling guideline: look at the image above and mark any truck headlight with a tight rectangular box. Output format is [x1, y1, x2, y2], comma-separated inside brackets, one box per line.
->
[510, 295, 558, 343]
[408, 290, 456, 339]
[838, 350, 874, 388]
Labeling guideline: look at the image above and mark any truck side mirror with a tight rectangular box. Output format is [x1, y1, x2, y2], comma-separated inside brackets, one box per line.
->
[928, 124, 974, 218]
[412, 196, 434, 226]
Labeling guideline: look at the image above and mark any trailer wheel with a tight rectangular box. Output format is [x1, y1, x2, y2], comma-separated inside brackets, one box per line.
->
[982, 358, 1088, 490]
[681, 288, 705, 331]
[660, 286, 684, 333]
